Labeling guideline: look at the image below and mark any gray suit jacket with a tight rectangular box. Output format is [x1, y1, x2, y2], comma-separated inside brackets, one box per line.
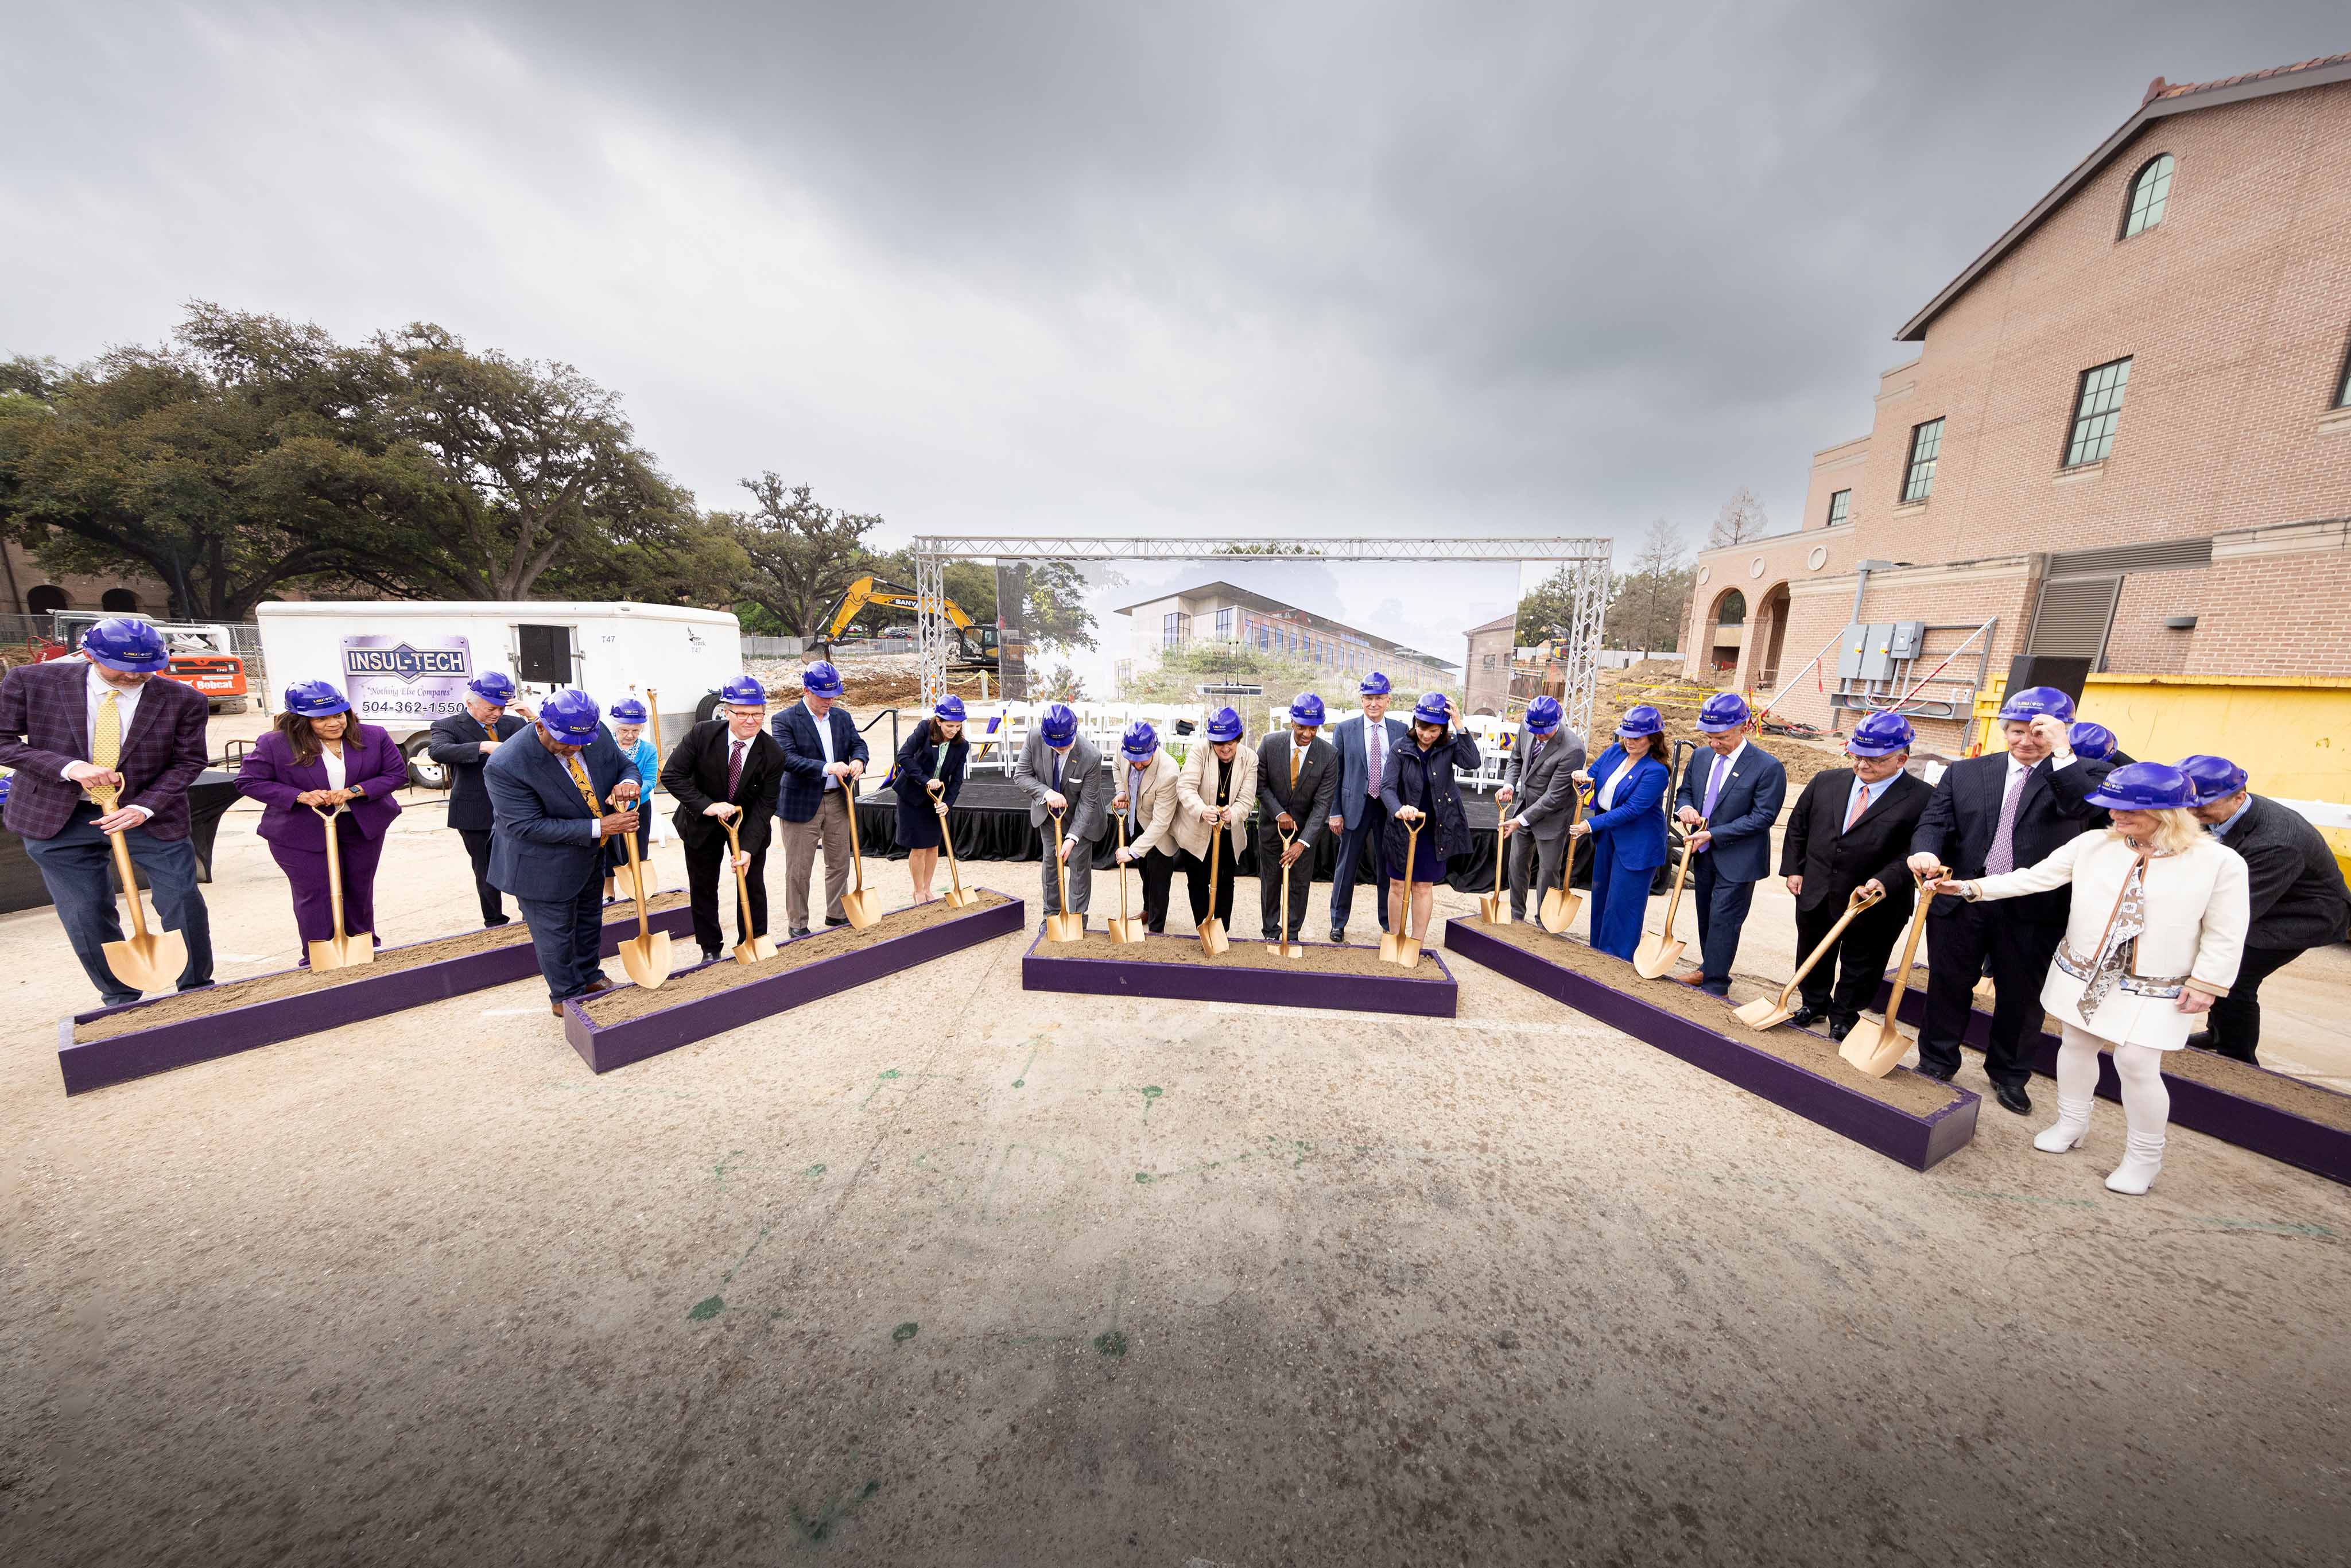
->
[2215, 793, 2350, 950]
[1504, 725, 1587, 843]
[1015, 731, 1108, 842]
[1255, 732, 1340, 848]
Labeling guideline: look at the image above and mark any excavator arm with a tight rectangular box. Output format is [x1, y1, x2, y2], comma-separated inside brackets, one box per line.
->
[816, 575, 977, 640]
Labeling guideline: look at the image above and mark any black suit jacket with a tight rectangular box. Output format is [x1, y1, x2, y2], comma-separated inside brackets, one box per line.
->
[1257, 733, 1340, 848]
[427, 709, 527, 831]
[1780, 769, 1932, 922]
[2216, 793, 2350, 951]
[1910, 752, 2111, 924]
[660, 720, 785, 855]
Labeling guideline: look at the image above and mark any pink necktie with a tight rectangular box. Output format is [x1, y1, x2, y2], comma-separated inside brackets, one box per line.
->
[1985, 769, 2026, 874]
[727, 741, 745, 799]
[1844, 786, 1869, 832]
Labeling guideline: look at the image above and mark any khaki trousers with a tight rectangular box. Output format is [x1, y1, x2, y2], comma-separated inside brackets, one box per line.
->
[781, 789, 852, 929]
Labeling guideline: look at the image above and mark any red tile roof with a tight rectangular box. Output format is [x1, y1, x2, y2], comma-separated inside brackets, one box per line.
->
[2145, 51, 2351, 104]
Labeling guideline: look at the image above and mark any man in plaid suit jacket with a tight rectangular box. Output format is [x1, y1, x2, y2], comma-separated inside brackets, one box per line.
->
[0, 619, 215, 1006]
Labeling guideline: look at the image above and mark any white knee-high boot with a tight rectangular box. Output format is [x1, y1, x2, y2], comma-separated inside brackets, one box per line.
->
[2105, 1042, 2171, 1195]
[2036, 1025, 2101, 1153]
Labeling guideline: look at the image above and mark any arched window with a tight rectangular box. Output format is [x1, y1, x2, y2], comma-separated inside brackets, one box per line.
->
[2121, 154, 2173, 238]
[27, 584, 68, 615]
[100, 588, 141, 612]
[1713, 589, 1747, 627]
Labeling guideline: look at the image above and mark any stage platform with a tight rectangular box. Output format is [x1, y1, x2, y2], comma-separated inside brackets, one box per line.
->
[855, 776, 1528, 892]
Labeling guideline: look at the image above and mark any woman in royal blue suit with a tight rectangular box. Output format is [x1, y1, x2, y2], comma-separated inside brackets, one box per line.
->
[1569, 704, 1671, 961]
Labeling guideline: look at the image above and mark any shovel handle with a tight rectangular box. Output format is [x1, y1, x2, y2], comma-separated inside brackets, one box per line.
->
[843, 781, 867, 892]
[1770, 885, 1886, 1009]
[1656, 817, 1702, 945]
[106, 828, 151, 940]
[609, 789, 653, 939]
[723, 816, 758, 938]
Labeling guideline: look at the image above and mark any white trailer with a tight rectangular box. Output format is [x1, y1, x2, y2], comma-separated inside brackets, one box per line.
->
[254, 601, 743, 790]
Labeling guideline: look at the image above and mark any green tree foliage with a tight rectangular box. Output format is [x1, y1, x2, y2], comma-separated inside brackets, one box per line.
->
[1515, 565, 1580, 641]
[730, 475, 880, 635]
[1604, 519, 1696, 651]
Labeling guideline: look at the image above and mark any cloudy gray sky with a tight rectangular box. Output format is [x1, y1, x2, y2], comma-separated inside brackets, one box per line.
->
[3, 3, 2342, 560]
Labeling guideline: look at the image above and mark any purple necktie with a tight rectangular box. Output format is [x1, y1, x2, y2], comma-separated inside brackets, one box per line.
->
[727, 740, 744, 799]
[1365, 722, 1382, 796]
[1696, 754, 1726, 851]
[1985, 767, 2026, 875]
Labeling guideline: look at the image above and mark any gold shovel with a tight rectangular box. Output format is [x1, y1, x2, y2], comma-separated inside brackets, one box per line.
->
[1107, 814, 1149, 945]
[929, 779, 979, 909]
[1044, 808, 1085, 942]
[837, 784, 880, 930]
[304, 802, 374, 971]
[1840, 864, 1945, 1078]
[610, 789, 672, 989]
[1731, 884, 1884, 1030]
[91, 782, 186, 995]
[1266, 827, 1305, 956]
[1480, 818, 1511, 926]
[1632, 817, 1702, 980]
[1198, 816, 1231, 956]
[721, 814, 777, 964]
[1380, 817, 1423, 967]
[1538, 785, 1591, 933]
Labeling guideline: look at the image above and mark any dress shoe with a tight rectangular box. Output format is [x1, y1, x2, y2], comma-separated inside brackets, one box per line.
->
[1993, 1082, 2033, 1116]
[1784, 1006, 1822, 1028]
[701, 948, 723, 964]
[583, 976, 615, 995]
[825, 915, 851, 927]
[549, 999, 568, 1016]
[789, 927, 811, 939]
[1828, 1016, 1856, 1042]
[1328, 930, 1347, 945]
[1673, 971, 1707, 987]
[1914, 1063, 1956, 1083]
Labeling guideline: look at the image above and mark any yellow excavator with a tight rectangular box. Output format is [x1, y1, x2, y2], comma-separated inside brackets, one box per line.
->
[813, 576, 1001, 671]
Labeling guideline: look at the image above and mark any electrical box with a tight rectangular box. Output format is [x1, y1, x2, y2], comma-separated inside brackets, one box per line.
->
[1836, 623, 1869, 680]
[1858, 624, 1896, 682]
[1887, 620, 1927, 659]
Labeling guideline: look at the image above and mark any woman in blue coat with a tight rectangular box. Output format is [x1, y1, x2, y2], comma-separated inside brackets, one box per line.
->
[892, 695, 970, 902]
[1569, 704, 1671, 961]
[1380, 691, 1481, 947]
[600, 696, 658, 901]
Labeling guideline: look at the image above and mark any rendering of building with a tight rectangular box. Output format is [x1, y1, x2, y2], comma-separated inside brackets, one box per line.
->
[1114, 581, 1456, 694]
[1462, 612, 1518, 715]
[1682, 52, 2351, 749]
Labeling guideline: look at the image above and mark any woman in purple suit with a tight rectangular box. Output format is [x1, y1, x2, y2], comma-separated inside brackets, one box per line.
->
[236, 680, 408, 959]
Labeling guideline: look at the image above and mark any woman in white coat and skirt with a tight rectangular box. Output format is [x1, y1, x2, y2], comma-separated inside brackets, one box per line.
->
[1929, 762, 2248, 1194]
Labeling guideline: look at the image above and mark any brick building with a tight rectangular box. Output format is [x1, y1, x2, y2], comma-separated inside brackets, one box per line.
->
[1682, 52, 2351, 749]
[1462, 612, 1518, 715]
[1114, 581, 1456, 694]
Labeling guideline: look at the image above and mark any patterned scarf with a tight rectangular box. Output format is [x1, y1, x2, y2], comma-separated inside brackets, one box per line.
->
[2075, 840, 2168, 1020]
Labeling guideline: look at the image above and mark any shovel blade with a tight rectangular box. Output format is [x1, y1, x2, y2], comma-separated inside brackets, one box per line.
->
[1105, 917, 1149, 945]
[1387, 936, 1422, 968]
[1838, 1016, 1911, 1078]
[942, 887, 981, 909]
[100, 930, 185, 995]
[1538, 888, 1581, 934]
[1479, 894, 1511, 927]
[619, 930, 674, 990]
[1631, 935, 1683, 980]
[732, 934, 780, 965]
[838, 890, 882, 931]
[306, 932, 375, 971]
[1731, 995, 1794, 1030]
[612, 860, 653, 902]
[1264, 937, 1305, 957]
[1045, 913, 1087, 944]
[1198, 919, 1229, 956]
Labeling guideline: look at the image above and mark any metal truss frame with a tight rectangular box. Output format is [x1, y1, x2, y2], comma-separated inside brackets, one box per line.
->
[910, 534, 1613, 738]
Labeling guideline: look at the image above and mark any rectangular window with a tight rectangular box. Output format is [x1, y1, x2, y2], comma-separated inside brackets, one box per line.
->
[1162, 611, 1189, 649]
[1214, 607, 1234, 637]
[2337, 332, 2351, 409]
[1824, 489, 1850, 528]
[2064, 357, 2132, 467]
[1901, 418, 1944, 503]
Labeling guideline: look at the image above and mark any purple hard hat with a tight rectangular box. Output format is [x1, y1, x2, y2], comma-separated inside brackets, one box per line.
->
[1040, 703, 1078, 746]
[1615, 705, 1663, 739]
[538, 688, 603, 743]
[800, 660, 844, 698]
[282, 679, 351, 718]
[1411, 691, 1450, 727]
[82, 616, 170, 674]
[1120, 720, 1158, 760]
[467, 670, 518, 704]
[2084, 761, 2199, 812]
[720, 675, 767, 707]
[1997, 685, 2075, 724]
[606, 696, 649, 725]
[1289, 692, 1326, 727]
[1359, 670, 1391, 697]
[2177, 754, 2248, 805]
[1697, 692, 1751, 733]
[1205, 707, 1244, 743]
[934, 694, 968, 723]
[1846, 711, 1914, 757]
[1524, 695, 1562, 736]
[2067, 721, 2118, 761]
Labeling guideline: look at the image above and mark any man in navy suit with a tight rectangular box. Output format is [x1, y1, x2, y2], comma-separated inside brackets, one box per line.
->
[485, 689, 643, 1014]
[1325, 672, 1410, 943]
[1671, 693, 1786, 997]
[771, 661, 868, 937]
[1908, 687, 2114, 1113]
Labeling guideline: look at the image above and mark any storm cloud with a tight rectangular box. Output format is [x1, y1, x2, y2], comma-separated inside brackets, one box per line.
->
[3, 2, 2341, 558]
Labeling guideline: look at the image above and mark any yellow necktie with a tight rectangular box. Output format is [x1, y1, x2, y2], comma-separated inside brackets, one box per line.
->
[564, 754, 603, 817]
[1289, 745, 1301, 790]
[89, 690, 121, 809]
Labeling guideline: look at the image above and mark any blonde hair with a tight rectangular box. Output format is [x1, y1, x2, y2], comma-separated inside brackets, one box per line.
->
[2114, 807, 2205, 856]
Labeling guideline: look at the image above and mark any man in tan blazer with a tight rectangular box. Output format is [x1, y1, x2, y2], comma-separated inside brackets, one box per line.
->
[1174, 707, 1257, 931]
[1109, 721, 1182, 933]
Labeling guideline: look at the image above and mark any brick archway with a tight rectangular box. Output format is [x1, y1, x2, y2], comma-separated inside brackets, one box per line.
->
[1704, 587, 1746, 677]
[1747, 581, 1792, 691]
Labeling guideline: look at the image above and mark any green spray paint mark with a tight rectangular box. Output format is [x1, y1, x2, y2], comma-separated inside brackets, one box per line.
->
[720, 1222, 774, 1284]
[1134, 1171, 1153, 1184]
[712, 1150, 745, 1185]
[805, 1162, 828, 1180]
[860, 1068, 903, 1108]
[1139, 1085, 1162, 1119]
[791, 1479, 882, 1544]
[892, 1321, 919, 1344]
[1092, 1329, 1128, 1357]
[688, 1295, 724, 1322]
[1011, 1037, 1045, 1088]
